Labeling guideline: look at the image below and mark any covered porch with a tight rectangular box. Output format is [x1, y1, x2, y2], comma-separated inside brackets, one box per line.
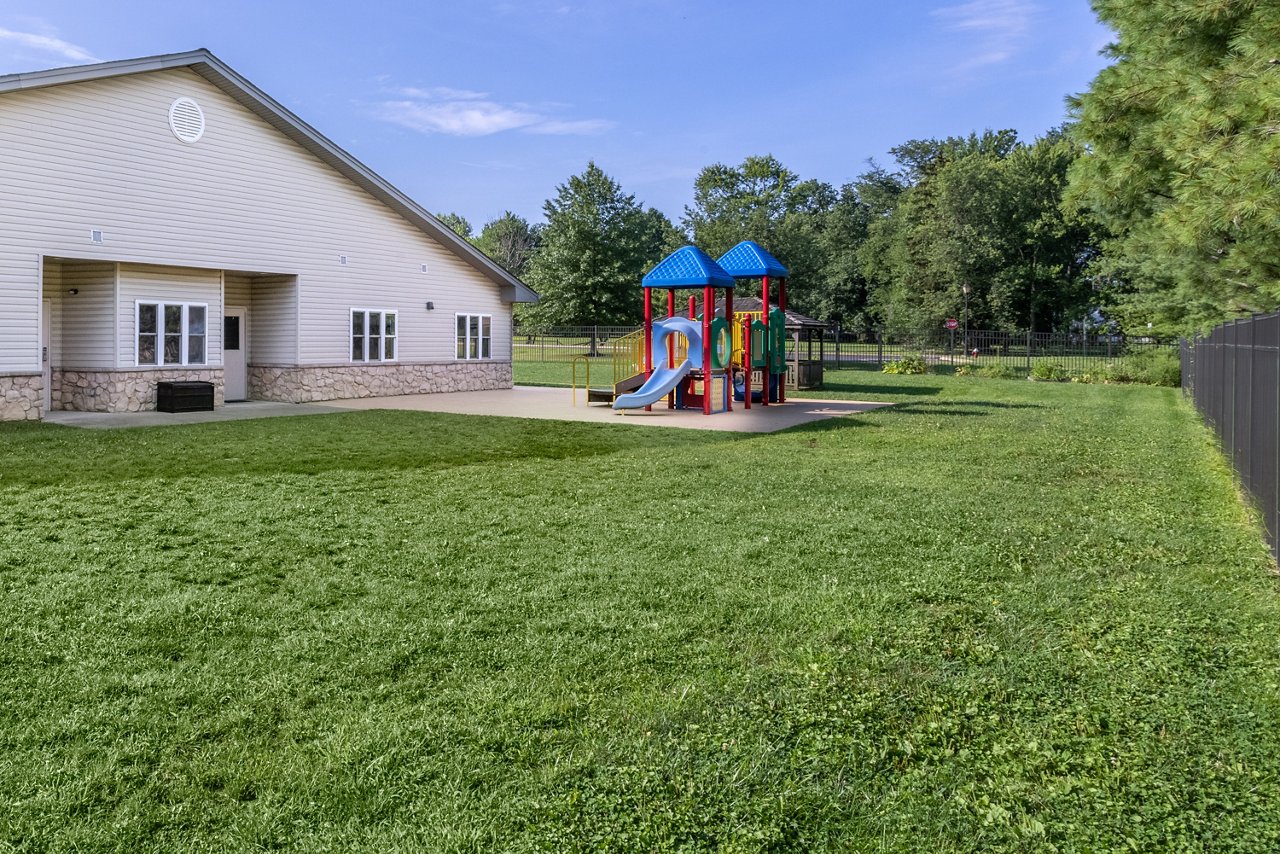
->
[40, 257, 298, 413]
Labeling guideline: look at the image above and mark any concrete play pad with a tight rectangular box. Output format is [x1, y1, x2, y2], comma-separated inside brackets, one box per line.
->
[322, 385, 892, 433]
[42, 386, 892, 432]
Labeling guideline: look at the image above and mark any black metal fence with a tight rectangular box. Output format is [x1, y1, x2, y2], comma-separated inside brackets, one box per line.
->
[1182, 313, 1280, 560]
[513, 324, 1178, 375]
[820, 328, 1175, 374]
[512, 326, 639, 362]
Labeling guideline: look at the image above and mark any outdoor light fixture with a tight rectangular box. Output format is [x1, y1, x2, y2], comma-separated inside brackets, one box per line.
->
[425, 301, 435, 311]
[68, 288, 79, 295]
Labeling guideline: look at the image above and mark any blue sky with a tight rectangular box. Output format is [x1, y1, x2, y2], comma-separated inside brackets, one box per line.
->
[0, 1, 1114, 231]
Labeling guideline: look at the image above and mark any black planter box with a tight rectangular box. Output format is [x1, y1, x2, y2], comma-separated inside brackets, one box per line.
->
[157, 381, 214, 413]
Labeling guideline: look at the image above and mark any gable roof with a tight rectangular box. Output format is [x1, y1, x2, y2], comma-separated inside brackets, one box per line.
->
[642, 246, 736, 289]
[717, 241, 789, 279]
[714, 296, 826, 329]
[0, 49, 537, 303]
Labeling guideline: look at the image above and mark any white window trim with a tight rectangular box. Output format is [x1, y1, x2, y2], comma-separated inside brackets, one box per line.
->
[455, 313, 493, 361]
[350, 308, 398, 363]
[135, 301, 209, 367]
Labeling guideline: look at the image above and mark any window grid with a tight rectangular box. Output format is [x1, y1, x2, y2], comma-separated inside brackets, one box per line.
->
[136, 302, 207, 366]
[455, 313, 492, 360]
[351, 309, 397, 362]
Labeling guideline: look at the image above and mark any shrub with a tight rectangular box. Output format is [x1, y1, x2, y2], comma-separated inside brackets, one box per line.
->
[976, 363, 1016, 380]
[954, 364, 974, 376]
[1102, 349, 1181, 387]
[1028, 360, 1071, 382]
[882, 354, 928, 375]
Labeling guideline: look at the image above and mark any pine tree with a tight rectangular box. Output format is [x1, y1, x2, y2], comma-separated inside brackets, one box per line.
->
[1068, 0, 1280, 331]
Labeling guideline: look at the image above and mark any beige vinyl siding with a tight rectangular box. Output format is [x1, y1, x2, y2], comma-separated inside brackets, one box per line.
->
[223, 272, 297, 364]
[0, 251, 39, 371]
[117, 264, 222, 366]
[41, 259, 63, 365]
[223, 272, 250, 311]
[60, 262, 115, 368]
[251, 275, 298, 364]
[0, 67, 512, 370]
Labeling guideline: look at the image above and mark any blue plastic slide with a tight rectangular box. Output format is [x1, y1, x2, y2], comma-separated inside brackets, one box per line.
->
[612, 362, 694, 410]
[613, 317, 704, 410]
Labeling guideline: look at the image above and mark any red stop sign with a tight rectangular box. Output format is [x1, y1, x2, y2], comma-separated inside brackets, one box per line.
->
[944, 318, 958, 330]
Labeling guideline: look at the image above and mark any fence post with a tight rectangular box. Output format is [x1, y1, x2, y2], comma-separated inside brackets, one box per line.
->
[877, 330, 884, 366]
[1025, 329, 1032, 372]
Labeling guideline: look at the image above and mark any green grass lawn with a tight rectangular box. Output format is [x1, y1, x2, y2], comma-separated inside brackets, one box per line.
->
[514, 357, 615, 388]
[2, 372, 1279, 852]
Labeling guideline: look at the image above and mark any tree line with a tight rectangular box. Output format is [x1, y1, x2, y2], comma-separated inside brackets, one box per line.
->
[440, 0, 1279, 337]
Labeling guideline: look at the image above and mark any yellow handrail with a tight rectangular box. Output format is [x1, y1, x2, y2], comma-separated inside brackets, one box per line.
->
[570, 355, 591, 406]
[612, 329, 644, 385]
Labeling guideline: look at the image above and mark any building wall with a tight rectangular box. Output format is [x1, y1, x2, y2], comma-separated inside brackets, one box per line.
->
[0, 66, 513, 381]
[43, 259, 62, 365]
[249, 274, 299, 365]
[53, 367, 223, 413]
[0, 374, 42, 420]
[115, 263, 223, 366]
[60, 262, 115, 368]
[249, 361, 511, 403]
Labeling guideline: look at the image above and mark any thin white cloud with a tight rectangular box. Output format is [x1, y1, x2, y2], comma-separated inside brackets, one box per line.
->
[375, 84, 613, 137]
[932, 0, 1035, 75]
[398, 86, 487, 101]
[933, 0, 1033, 38]
[950, 48, 1014, 75]
[0, 26, 98, 65]
[379, 99, 541, 136]
[524, 118, 617, 135]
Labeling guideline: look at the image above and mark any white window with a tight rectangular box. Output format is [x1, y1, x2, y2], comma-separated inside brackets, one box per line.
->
[351, 309, 397, 362]
[456, 313, 491, 360]
[137, 302, 207, 366]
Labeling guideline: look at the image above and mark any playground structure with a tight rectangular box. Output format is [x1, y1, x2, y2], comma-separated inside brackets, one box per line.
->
[596, 241, 791, 416]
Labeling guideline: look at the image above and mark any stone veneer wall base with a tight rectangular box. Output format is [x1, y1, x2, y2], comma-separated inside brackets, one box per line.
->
[53, 369, 224, 413]
[0, 374, 43, 421]
[248, 361, 513, 403]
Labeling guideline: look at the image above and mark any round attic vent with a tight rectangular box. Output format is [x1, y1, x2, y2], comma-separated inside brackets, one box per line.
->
[168, 97, 205, 143]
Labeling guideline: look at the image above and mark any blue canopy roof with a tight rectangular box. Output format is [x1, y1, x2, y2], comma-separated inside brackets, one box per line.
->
[642, 245, 736, 289]
[716, 240, 789, 278]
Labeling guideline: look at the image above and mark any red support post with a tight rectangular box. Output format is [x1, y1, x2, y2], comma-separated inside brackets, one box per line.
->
[667, 289, 676, 408]
[761, 275, 771, 406]
[725, 287, 734, 412]
[778, 277, 787, 403]
[703, 285, 713, 415]
[643, 287, 653, 412]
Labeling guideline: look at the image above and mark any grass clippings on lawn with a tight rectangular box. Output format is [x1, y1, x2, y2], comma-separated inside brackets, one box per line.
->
[2, 370, 1278, 852]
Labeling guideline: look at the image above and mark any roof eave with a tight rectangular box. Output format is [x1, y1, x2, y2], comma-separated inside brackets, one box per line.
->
[0, 49, 539, 304]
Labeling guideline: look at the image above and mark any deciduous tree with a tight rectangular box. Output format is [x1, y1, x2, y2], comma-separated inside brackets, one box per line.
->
[522, 162, 674, 329]
[434, 211, 473, 240]
[474, 212, 541, 278]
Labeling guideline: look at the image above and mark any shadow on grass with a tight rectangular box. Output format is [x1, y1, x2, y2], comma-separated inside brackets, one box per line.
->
[777, 416, 878, 437]
[882, 400, 1044, 417]
[818, 380, 944, 397]
[0, 410, 737, 488]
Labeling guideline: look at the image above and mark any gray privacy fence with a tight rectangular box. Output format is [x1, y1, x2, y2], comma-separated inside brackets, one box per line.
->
[1182, 313, 1280, 560]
